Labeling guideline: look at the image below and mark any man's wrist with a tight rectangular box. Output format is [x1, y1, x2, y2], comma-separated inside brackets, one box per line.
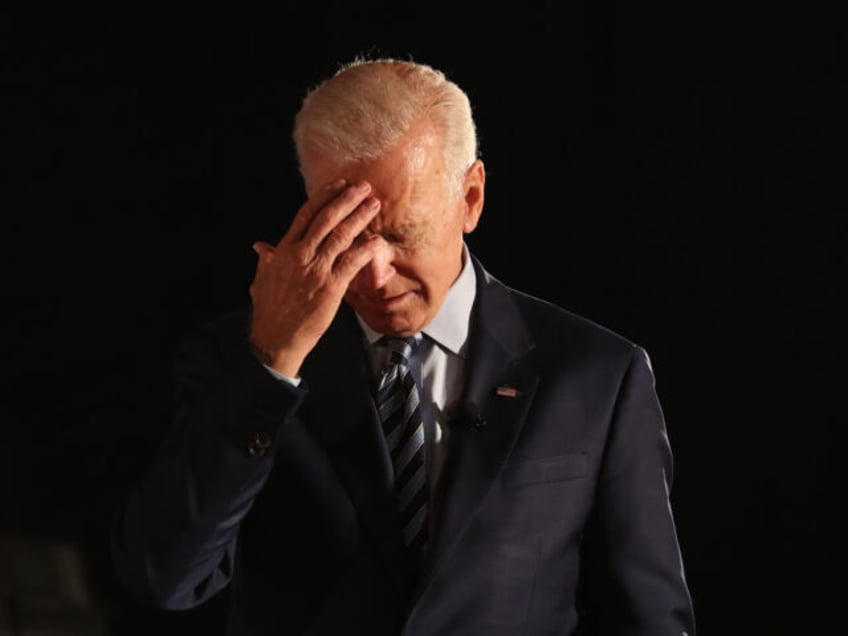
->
[248, 340, 303, 378]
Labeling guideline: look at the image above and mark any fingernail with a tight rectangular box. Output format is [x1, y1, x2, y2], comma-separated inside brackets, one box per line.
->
[324, 178, 347, 190]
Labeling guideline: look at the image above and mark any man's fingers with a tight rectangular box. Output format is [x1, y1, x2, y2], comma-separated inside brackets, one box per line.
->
[285, 178, 349, 244]
[252, 241, 276, 267]
[252, 241, 274, 254]
[314, 196, 381, 262]
[334, 234, 383, 283]
[301, 182, 376, 257]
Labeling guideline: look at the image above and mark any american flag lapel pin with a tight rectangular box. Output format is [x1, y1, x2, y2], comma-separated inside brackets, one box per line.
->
[495, 386, 521, 398]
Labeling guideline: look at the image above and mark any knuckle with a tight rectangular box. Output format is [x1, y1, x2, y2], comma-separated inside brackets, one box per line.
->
[325, 227, 350, 250]
[292, 244, 312, 264]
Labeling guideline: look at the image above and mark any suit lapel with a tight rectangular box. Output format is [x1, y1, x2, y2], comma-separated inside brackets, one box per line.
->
[423, 259, 539, 583]
[299, 305, 388, 481]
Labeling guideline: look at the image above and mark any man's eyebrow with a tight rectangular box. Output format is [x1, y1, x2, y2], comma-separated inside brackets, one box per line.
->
[383, 222, 427, 243]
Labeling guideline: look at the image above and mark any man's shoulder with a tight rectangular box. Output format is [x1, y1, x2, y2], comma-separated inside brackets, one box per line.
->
[508, 286, 638, 354]
[172, 304, 253, 368]
[183, 304, 251, 338]
[473, 258, 637, 355]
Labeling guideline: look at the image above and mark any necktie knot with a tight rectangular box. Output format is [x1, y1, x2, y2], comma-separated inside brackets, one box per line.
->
[378, 334, 423, 368]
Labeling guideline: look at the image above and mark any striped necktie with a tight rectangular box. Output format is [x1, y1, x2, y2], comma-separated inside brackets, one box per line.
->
[375, 335, 428, 558]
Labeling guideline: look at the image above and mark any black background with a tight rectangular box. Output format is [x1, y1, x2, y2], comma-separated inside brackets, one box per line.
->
[2, 2, 843, 634]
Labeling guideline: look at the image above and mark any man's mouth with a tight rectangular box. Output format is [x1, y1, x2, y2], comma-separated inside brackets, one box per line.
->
[361, 290, 413, 311]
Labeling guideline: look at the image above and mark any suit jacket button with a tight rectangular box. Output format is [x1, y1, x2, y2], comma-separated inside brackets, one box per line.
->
[247, 431, 273, 457]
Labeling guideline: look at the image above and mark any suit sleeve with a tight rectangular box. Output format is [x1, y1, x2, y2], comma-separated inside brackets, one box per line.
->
[111, 319, 308, 610]
[582, 346, 696, 635]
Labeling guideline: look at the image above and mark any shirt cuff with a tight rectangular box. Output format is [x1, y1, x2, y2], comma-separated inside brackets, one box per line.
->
[262, 364, 302, 387]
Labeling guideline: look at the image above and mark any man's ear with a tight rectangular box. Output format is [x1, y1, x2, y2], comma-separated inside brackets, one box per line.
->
[462, 160, 485, 233]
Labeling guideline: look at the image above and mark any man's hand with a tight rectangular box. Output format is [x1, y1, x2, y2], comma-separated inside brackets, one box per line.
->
[248, 179, 382, 377]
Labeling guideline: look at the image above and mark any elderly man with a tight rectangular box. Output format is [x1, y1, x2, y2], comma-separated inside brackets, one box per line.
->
[113, 58, 696, 635]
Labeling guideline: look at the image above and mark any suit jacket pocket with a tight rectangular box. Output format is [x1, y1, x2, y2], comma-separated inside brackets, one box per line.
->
[501, 453, 588, 488]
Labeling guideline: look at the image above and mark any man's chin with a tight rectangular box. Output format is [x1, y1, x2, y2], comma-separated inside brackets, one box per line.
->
[353, 307, 424, 337]
[363, 313, 413, 337]
[346, 292, 425, 334]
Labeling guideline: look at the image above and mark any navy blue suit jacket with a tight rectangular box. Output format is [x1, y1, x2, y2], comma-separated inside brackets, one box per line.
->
[113, 255, 696, 635]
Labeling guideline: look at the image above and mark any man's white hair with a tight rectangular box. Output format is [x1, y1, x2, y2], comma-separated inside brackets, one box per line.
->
[293, 57, 478, 198]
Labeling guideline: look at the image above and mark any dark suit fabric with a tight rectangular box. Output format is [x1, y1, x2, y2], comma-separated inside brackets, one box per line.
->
[112, 255, 696, 635]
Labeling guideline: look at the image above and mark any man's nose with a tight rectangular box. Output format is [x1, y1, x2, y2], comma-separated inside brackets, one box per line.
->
[355, 239, 396, 290]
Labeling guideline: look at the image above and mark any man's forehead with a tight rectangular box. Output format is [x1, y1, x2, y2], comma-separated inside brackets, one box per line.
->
[369, 187, 433, 233]
[303, 121, 442, 183]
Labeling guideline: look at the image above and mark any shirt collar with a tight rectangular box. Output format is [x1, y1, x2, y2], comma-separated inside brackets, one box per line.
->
[356, 243, 477, 358]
